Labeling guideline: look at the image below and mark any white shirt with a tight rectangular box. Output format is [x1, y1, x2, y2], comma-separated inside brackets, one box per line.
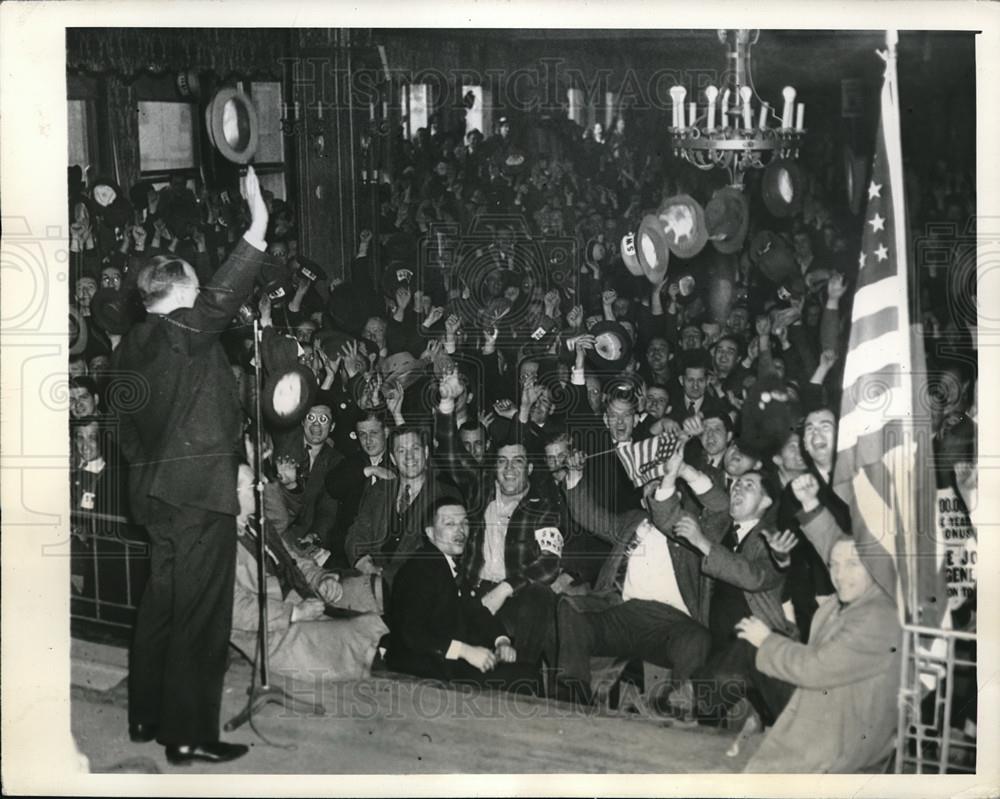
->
[733, 518, 760, 546]
[622, 518, 692, 616]
[81, 457, 106, 475]
[684, 395, 705, 415]
[480, 485, 528, 583]
[305, 441, 323, 471]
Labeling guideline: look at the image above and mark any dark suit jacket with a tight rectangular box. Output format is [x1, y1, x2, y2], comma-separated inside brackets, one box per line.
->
[345, 473, 462, 586]
[112, 238, 266, 523]
[387, 543, 509, 680]
[323, 450, 389, 565]
[283, 439, 344, 550]
[667, 391, 732, 425]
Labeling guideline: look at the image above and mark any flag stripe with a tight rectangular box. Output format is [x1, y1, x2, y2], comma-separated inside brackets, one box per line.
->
[848, 306, 901, 351]
[841, 330, 907, 388]
[851, 279, 903, 321]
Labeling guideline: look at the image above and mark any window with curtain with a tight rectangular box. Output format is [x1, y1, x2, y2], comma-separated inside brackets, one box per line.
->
[67, 99, 93, 171]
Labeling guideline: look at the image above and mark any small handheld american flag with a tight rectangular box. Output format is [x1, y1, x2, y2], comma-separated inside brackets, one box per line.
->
[615, 432, 683, 487]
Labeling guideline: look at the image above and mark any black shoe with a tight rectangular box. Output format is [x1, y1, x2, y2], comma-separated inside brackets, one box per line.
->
[165, 742, 249, 766]
[128, 722, 158, 743]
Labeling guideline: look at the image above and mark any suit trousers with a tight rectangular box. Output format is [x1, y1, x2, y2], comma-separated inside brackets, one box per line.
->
[128, 505, 236, 745]
[691, 638, 794, 726]
[557, 597, 712, 687]
[496, 583, 558, 666]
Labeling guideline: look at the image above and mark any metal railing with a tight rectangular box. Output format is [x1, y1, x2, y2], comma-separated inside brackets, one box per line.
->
[895, 623, 978, 773]
[70, 510, 150, 633]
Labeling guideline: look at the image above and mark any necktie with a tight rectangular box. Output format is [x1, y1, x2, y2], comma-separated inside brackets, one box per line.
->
[721, 522, 738, 551]
[687, 401, 696, 416]
[397, 484, 411, 515]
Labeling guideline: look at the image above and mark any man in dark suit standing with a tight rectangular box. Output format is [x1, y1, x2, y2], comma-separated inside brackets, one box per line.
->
[387, 497, 539, 692]
[667, 349, 732, 426]
[113, 167, 270, 765]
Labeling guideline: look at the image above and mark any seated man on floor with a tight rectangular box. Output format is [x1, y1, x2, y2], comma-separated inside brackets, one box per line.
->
[386, 497, 541, 694]
[738, 472, 901, 773]
[669, 470, 798, 728]
[553, 441, 722, 705]
[230, 465, 388, 685]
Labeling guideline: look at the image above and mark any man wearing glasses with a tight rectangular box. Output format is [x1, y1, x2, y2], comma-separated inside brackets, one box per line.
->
[281, 402, 344, 556]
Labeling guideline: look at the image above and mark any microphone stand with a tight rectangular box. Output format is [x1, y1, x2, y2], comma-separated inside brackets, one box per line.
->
[225, 318, 325, 733]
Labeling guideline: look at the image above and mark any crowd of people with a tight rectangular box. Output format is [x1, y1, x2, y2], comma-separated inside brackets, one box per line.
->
[67, 103, 978, 771]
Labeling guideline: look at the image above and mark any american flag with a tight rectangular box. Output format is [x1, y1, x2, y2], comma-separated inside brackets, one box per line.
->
[832, 31, 944, 625]
[616, 431, 683, 488]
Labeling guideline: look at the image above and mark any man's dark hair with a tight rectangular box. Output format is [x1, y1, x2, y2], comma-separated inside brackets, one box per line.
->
[389, 425, 430, 451]
[742, 469, 778, 505]
[804, 404, 838, 423]
[356, 409, 389, 429]
[70, 376, 99, 398]
[136, 256, 195, 306]
[680, 348, 712, 374]
[459, 420, 487, 436]
[712, 334, 743, 357]
[603, 390, 638, 413]
[701, 409, 734, 434]
[645, 381, 671, 395]
[424, 494, 467, 529]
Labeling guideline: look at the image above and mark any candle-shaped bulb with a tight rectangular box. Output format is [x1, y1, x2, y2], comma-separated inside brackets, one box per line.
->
[670, 86, 687, 128]
[705, 85, 719, 131]
[721, 89, 731, 127]
[781, 86, 797, 129]
[758, 101, 769, 130]
[688, 101, 697, 129]
[740, 86, 753, 130]
[795, 102, 805, 132]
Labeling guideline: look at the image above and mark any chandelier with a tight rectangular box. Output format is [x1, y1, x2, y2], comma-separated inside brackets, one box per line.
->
[669, 29, 805, 188]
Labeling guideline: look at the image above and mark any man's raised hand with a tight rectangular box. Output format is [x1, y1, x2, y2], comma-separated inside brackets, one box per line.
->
[242, 165, 268, 240]
[790, 473, 821, 512]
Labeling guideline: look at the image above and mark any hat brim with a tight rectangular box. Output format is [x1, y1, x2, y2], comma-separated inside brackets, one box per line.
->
[262, 365, 318, 428]
[635, 215, 671, 284]
[585, 321, 633, 372]
[205, 87, 259, 165]
[844, 145, 868, 216]
[620, 233, 644, 277]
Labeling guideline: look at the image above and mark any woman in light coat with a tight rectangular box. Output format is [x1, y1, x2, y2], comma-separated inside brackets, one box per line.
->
[737, 473, 901, 773]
